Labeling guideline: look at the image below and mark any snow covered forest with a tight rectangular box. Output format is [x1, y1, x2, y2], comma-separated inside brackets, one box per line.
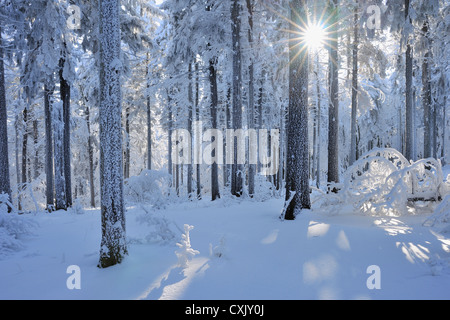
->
[0, 0, 450, 300]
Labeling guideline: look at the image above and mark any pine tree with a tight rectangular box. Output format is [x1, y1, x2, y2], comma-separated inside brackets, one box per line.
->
[98, 0, 127, 268]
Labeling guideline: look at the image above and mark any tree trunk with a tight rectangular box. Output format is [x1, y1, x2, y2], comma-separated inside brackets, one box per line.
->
[327, 0, 340, 188]
[349, 8, 358, 166]
[315, 55, 322, 188]
[124, 107, 130, 179]
[187, 63, 193, 197]
[283, 0, 311, 220]
[231, 0, 243, 197]
[85, 104, 96, 208]
[21, 102, 29, 210]
[404, 0, 413, 161]
[98, 0, 127, 268]
[422, 20, 432, 159]
[0, 25, 11, 203]
[146, 53, 152, 171]
[60, 57, 72, 208]
[209, 59, 220, 201]
[44, 84, 55, 211]
[246, 0, 255, 197]
[195, 63, 201, 199]
[53, 96, 66, 211]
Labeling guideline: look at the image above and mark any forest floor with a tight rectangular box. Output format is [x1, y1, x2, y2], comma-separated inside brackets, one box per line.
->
[1, 184, 450, 300]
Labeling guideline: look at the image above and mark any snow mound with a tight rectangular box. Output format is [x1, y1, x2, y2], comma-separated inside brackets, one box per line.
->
[124, 170, 174, 208]
[340, 148, 447, 216]
[0, 194, 37, 259]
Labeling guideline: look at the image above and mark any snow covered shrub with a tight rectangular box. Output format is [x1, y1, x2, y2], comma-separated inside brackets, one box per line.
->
[253, 174, 278, 201]
[175, 224, 199, 268]
[135, 205, 182, 245]
[341, 148, 446, 216]
[0, 193, 36, 259]
[209, 235, 227, 259]
[124, 170, 173, 207]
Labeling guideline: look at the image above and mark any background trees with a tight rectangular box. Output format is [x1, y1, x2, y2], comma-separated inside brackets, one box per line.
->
[0, 0, 448, 221]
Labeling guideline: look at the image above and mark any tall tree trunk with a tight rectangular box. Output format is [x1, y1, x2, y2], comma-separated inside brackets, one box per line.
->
[315, 55, 322, 188]
[0, 25, 11, 203]
[327, 0, 340, 189]
[209, 59, 220, 201]
[124, 107, 130, 179]
[404, 0, 413, 161]
[283, 0, 310, 220]
[246, 0, 255, 197]
[53, 95, 66, 211]
[60, 56, 72, 208]
[422, 19, 432, 159]
[85, 104, 95, 208]
[231, 0, 243, 197]
[44, 84, 55, 211]
[349, 8, 358, 166]
[21, 101, 29, 210]
[146, 53, 152, 171]
[195, 63, 201, 199]
[98, 0, 127, 268]
[167, 92, 173, 178]
[187, 63, 193, 197]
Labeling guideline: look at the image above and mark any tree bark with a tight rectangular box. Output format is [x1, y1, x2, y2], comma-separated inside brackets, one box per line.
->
[209, 59, 220, 201]
[60, 56, 72, 208]
[349, 8, 358, 166]
[327, 0, 340, 188]
[44, 84, 55, 211]
[98, 0, 127, 268]
[85, 104, 96, 208]
[404, 0, 413, 161]
[231, 0, 243, 197]
[0, 25, 11, 203]
[422, 19, 432, 159]
[246, 0, 255, 197]
[283, 0, 311, 220]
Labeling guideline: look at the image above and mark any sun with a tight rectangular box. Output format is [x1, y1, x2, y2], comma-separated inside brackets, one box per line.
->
[302, 23, 326, 50]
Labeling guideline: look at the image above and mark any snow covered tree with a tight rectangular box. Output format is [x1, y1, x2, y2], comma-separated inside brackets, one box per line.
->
[98, 0, 127, 268]
[283, 0, 310, 220]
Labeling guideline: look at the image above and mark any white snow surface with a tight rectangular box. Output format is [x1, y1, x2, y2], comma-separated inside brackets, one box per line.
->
[1, 188, 450, 300]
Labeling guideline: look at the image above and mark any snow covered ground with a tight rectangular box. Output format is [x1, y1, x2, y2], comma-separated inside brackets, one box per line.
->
[1, 189, 450, 300]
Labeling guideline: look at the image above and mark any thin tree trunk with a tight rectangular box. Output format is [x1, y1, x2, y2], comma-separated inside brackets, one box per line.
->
[53, 94, 66, 211]
[21, 101, 29, 209]
[316, 55, 321, 188]
[85, 104, 96, 208]
[231, 0, 243, 197]
[0, 24, 11, 203]
[422, 20, 432, 159]
[246, 0, 255, 197]
[349, 8, 358, 166]
[404, 0, 413, 161]
[187, 63, 193, 197]
[146, 53, 152, 171]
[195, 63, 201, 199]
[44, 84, 55, 211]
[209, 59, 220, 201]
[60, 56, 72, 208]
[327, 0, 340, 189]
[124, 107, 130, 179]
